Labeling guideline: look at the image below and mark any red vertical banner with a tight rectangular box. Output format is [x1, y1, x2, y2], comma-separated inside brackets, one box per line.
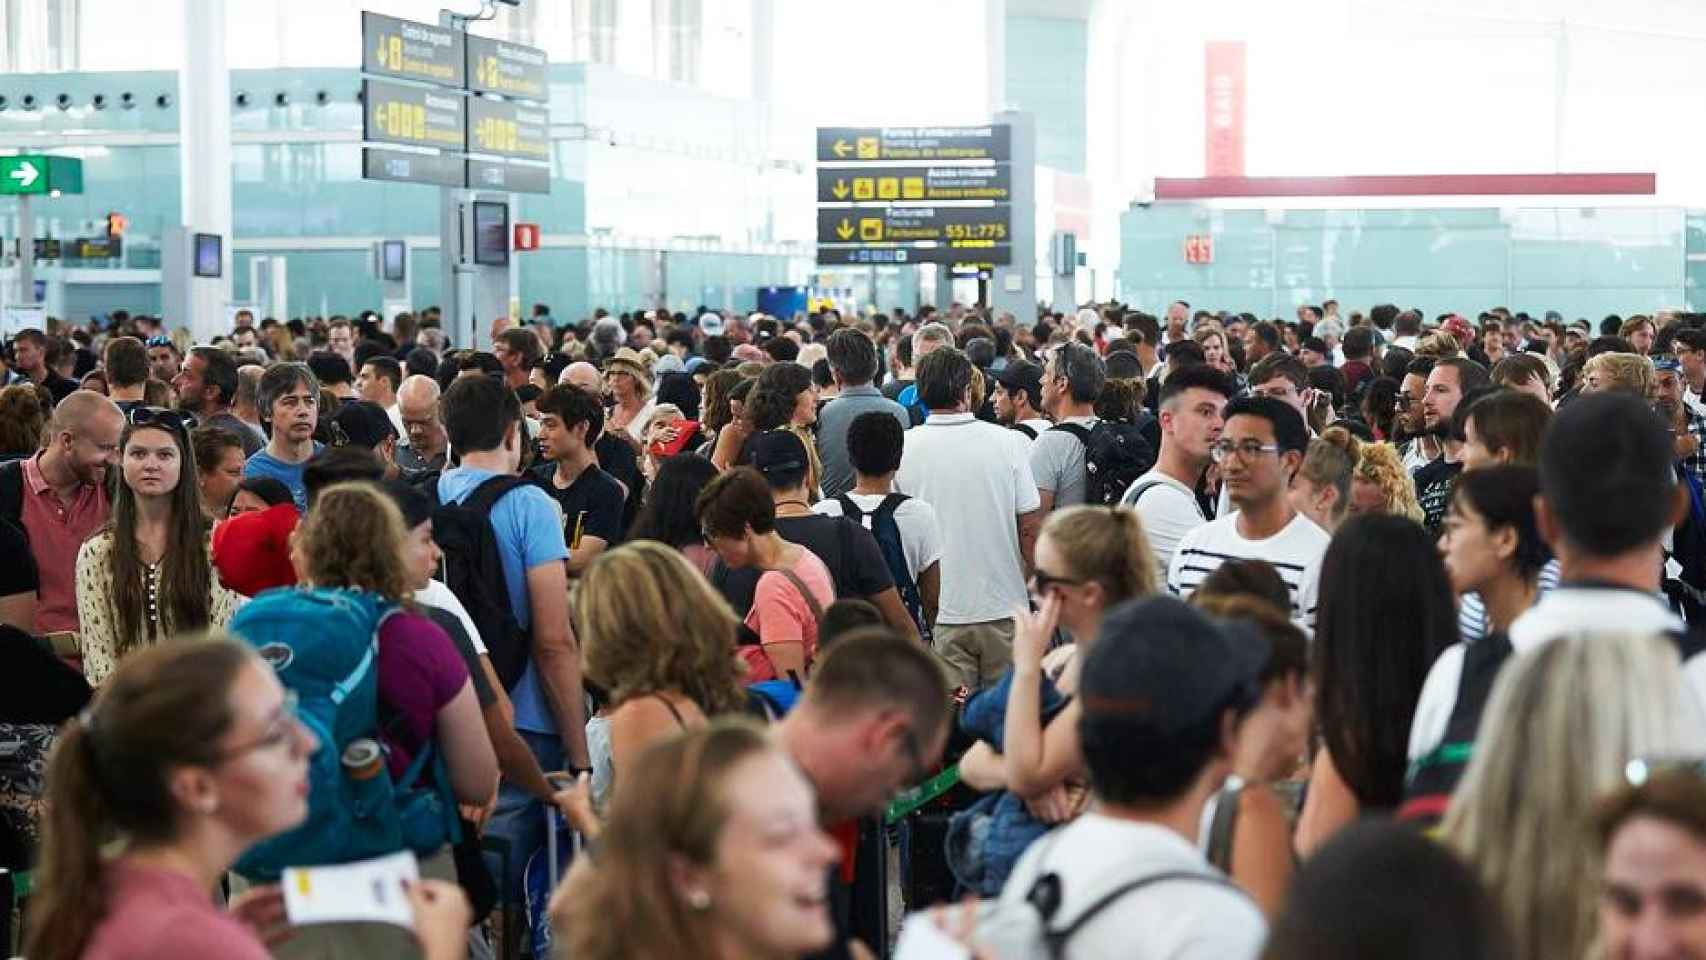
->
[1204, 41, 1247, 177]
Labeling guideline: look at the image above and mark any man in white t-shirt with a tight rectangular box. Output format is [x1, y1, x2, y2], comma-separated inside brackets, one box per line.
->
[897, 346, 1041, 692]
[814, 410, 944, 634]
[994, 596, 1267, 959]
[1168, 396, 1329, 631]
[1122, 365, 1236, 580]
[1031, 341, 1106, 515]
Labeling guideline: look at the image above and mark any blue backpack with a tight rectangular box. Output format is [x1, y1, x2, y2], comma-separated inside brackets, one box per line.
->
[230, 587, 461, 882]
[836, 493, 926, 638]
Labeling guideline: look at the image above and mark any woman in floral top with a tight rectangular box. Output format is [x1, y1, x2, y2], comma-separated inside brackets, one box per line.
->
[76, 407, 238, 685]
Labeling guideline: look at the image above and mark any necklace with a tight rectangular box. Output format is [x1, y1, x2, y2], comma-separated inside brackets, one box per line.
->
[774, 499, 812, 514]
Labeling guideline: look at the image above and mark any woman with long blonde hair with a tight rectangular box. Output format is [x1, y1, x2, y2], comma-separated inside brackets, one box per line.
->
[557, 540, 746, 838]
[1442, 633, 1700, 960]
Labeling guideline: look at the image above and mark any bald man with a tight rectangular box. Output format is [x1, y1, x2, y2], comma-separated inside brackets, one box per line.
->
[559, 361, 602, 395]
[396, 375, 449, 474]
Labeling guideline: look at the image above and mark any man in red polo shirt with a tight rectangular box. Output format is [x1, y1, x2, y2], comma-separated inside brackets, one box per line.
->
[0, 391, 121, 648]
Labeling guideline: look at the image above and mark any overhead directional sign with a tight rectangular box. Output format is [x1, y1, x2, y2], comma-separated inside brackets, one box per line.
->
[467, 159, 550, 195]
[816, 126, 1011, 163]
[814, 245, 1011, 267]
[466, 35, 549, 101]
[816, 206, 1010, 246]
[362, 12, 464, 88]
[817, 165, 1010, 203]
[363, 147, 465, 188]
[466, 95, 551, 162]
[0, 155, 83, 196]
[363, 78, 467, 152]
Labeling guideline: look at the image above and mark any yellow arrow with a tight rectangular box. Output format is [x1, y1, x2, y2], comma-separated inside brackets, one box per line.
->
[831, 179, 849, 199]
[835, 218, 855, 240]
[833, 139, 851, 158]
[376, 36, 388, 65]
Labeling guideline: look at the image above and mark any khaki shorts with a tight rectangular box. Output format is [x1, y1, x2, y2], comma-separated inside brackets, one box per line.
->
[932, 619, 1016, 695]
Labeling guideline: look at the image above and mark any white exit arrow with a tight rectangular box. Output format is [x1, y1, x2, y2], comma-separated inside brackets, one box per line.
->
[8, 160, 39, 188]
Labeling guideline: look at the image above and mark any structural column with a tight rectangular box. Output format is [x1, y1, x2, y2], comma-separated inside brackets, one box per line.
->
[176, 0, 233, 342]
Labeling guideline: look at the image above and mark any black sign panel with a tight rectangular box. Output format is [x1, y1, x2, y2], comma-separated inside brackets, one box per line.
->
[816, 165, 1010, 203]
[32, 238, 61, 260]
[363, 147, 465, 187]
[815, 245, 1012, 267]
[363, 78, 467, 151]
[362, 12, 465, 88]
[816, 126, 1010, 163]
[70, 236, 122, 259]
[466, 95, 551, 162]
[466, 35, 549, 101]
[815, 206, 1010, 245]
[466, 159, 551, 195]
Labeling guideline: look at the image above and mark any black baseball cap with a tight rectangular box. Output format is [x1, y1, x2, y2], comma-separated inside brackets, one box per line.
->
[1080, 596, 1269, 735]
[331, 400, 397, 450]
[746, 429, 809, 485]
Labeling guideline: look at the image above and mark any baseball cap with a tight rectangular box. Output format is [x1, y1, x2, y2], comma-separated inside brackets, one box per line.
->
[1080, 596, 1269, 735]
[746, 429, 809, 482]
[653, 353, 686, 377]
[699, 312, 726, 337]
[1653, 355, 1683, 375]
[212, 503, 301, 597]
[1104, 350, 1143, 381]
[1568, 319, 1592, 335]
[331, 400, 398, 450]
[996, 359, 1043, 394]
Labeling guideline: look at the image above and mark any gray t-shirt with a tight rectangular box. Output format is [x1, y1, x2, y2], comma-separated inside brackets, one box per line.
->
[1029, 416, 1097, 508]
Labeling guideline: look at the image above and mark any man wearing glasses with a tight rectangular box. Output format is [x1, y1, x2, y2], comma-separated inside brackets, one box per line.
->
[1166, 396, 1328, 632]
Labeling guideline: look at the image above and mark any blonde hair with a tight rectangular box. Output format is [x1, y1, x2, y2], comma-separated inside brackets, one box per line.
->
[1352, 443, 1423, 523]
[1415, 332, 1462, 359]
[1582, 351, 1653, 398]
[1442, 633, 1698, 960]
[968, 365, 987, 413]
[1298, 426, 1361, 526]
[1041, 506, 1158, 605]
[292, 482, 412, 602]
[575, 541, 745, 715]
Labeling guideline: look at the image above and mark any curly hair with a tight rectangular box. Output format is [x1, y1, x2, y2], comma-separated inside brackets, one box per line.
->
[0, 383, 49, 456]
[574, 541, 745, 715]
[1352, 442, 1423, 523]
[292, 482, 412, 602]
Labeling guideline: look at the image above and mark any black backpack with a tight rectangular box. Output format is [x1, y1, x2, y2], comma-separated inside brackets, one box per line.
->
[1048, 420, 1157, 507]
[432, 475, 533, 691]
[836, 493, 925, 638]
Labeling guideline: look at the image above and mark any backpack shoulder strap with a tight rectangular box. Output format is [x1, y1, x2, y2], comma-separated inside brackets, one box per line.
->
[0, 459, 24, 523]
[1122, 477, 1168, 508]
[1049, 421, 1092, 445]
[834, 493, 865, 523]
[1205, 780, 1244, 872]
[1013, 423, 1037, 440]
[874, 492, 909, 521]
[774, 566, 826, 624]
[462, 473, 530, 513]
[1047, 870, 1242, 956]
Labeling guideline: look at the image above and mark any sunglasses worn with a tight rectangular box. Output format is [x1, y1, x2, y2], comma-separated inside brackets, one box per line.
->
[1031, 569, 1083, 594]
[128, 406, 197, 433]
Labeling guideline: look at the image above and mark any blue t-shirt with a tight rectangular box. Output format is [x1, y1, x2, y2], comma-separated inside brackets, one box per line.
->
[243, 444, 323, 511]
[438, 466, 568, 735]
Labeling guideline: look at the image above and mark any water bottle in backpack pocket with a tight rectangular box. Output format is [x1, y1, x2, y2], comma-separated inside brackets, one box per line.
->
[229, 587, 461, 882]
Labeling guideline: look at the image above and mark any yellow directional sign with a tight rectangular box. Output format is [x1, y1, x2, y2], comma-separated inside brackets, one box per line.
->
[362, 79, 466, 151]
[831, 179, 850, 199]
[361, 13, 465, 88]
[835, 218, 855, 240]
[853, 178, 874, 201]
[814, 165, 1012, 204]
[817, 126, 1011, 163]
[833, 139, 852, 159]
[465, 35, 549, 102]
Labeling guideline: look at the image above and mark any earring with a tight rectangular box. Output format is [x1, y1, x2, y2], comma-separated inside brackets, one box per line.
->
[686, 889, 711, 911]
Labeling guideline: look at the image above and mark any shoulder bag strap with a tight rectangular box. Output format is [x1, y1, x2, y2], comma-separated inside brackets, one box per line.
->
[774, 566, 826, 624]
[1206, 780, 1244, 872]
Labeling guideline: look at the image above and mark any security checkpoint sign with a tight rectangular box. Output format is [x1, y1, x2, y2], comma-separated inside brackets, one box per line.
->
[0, 155, 83, 196]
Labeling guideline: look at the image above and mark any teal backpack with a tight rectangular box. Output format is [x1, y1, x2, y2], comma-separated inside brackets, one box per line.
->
[230, 587, 461, 882]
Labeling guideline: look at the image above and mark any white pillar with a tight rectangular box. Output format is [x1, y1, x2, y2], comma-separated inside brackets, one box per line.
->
[177, 0, 232, 342]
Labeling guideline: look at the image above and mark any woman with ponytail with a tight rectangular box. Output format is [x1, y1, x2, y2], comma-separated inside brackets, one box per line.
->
[26, 637, 473, 960]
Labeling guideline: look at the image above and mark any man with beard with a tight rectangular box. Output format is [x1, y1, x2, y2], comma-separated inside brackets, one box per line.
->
[992, 360, 1051, 439]
[1413, 358, 1491, 536]
[173, 346, 262, 455]
[1396, 355, 1439, 473]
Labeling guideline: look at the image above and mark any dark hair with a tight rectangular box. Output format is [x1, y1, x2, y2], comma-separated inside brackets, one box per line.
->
[761, 337, 800, 364]
[498, 328, 544, 367]
[1540, 392, 1676, 555]
[1195, 595, 1309, 686]
[1587, 335, 1636, 358]
[441, 374, 522, 454]
[1248, 353, 1309, 392]
[1450, 466, 1550, 580]
[102, 419, 213, 655]
[1261, 820, 1512, 960]
[629, 454, 720, 548]
[1222, 395, 1309, 455]
[1127, 312, 1161, 347]
[188, 346, 239, 407]
[306, 350, 353, 386]
[700, 369, 744, 432]
[103, 336, 149, 388]
[702, 335, 733, 366]
[27, 640, 257, 960]
[1433, 356, 1492, 395]
[537, 384, 606, 447]
[756, 360, 813, 405]
[190, 424, 245, 478]
[1249, 321, 1282, 352]
[1048, 341, 1106, 404]
[826, 328, 878, 385]
[1341, 326, 1375, 359]
[915, 347, 973, 410]
[1191, 558, 1292, 615]
[1157, 365, 1236, 407]
[301, 445, 385, 506]
[232, 476, 294, 513]
[1489, 353, 1551, 396]
[1313, 515, 1457, 809]
[361, 355, 403, 394]
[803, 630, 950, 743]
[1368, 304, 1399, 330]
[1464, 389, 1551, 466]
[846, 411, 904, 477]
[404, 347, 438, 380]
[256, 362, 319, 433]
[1163, 340, 1206, 369]
[819, 599, 885, 650]
[694, 466, 776, 539]
[1381, 347, 1415, 382]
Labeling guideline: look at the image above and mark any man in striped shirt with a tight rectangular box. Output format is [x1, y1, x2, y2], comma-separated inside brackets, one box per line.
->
[1166, 396, 1329, 631]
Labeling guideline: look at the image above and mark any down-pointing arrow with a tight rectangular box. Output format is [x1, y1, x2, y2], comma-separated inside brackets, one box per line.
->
[8, 160, 39, 189]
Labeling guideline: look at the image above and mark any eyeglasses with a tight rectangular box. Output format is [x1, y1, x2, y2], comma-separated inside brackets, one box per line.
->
[128, 407, 197, 433]
[215, 690, 303, 764]
[1209, 440, 1282, 463]
[1030, 569, 1083, 594]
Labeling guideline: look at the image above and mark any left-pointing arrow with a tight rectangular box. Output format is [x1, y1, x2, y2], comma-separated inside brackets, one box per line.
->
[8, 161, 38, 188]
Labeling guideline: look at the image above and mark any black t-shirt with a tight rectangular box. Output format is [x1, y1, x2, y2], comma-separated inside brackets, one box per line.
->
[593, 432, 643, 529]
[0, 518, 37, 598]
[529, 461, 626, 550]
[712, 514, 894, 617]
[42, 372, 79, 404]
[1414, 457, 1463, 537]
[0, 624, 90, 723]
[881, 379, 911, 402]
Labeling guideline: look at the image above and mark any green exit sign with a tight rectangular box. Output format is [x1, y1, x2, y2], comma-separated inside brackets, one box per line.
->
[0, 155, 83, 197]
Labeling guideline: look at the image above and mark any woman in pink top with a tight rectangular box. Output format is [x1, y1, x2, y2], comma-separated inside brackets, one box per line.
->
[25, 638, 472, 960]
[697, 467, 835, 681]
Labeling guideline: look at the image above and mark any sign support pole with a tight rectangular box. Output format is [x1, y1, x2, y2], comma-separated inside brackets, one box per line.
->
[16, 195, 32, 306]
[990, 110, 1035, 323]
[438, 8, 475, 349]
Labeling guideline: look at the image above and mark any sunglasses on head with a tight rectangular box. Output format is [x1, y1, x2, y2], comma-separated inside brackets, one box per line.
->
[128, 407, 197, 433]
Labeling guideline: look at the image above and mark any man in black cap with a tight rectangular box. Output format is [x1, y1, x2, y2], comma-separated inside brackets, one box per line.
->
[330, 399, 400, 476]
[991, 596, 1268, 957]
[710, 429, 919, 646]
[993, 359, 1051, 440]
